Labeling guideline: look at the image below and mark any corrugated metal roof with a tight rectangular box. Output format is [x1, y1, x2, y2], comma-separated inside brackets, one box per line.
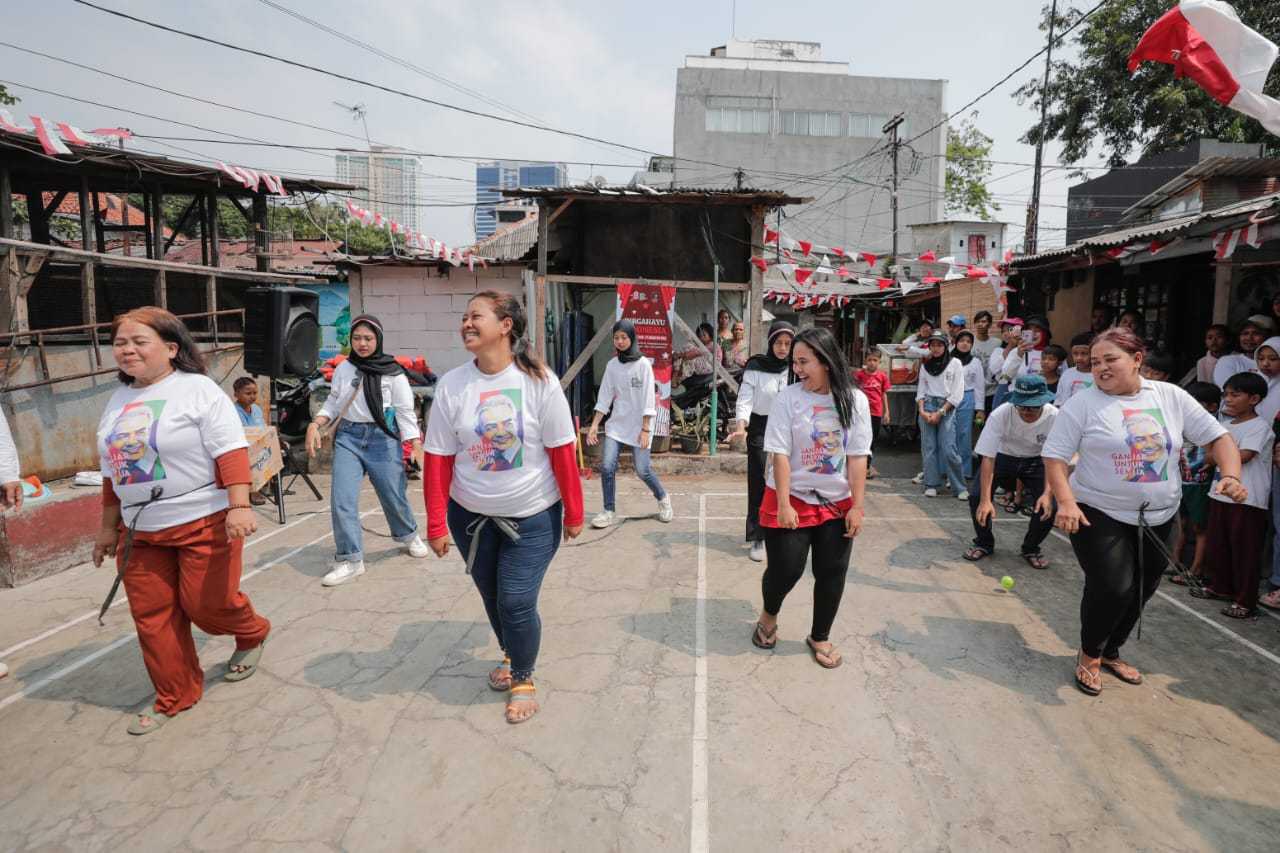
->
[473, 213, 539, 262]
[1119, 155, 1280, 223]
[502, 184, 810, 205]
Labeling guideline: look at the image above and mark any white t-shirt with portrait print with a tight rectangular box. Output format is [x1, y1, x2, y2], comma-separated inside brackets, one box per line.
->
[1042, 379, 1228, 526]
[1054, 366, 1093, 406]
[594, 356, 657, 449]
[97, 371, 248, 532]
[424, 360, 576, 518]
[763, 384, 873, 505]
[1210, 416, 1272, 511]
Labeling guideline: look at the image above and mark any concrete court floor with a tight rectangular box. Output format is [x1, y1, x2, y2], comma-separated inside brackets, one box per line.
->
[0, 469, 1278, 852]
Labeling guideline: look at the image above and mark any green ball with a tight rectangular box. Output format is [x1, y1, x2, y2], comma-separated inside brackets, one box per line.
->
[1001, 575, 1015, 590]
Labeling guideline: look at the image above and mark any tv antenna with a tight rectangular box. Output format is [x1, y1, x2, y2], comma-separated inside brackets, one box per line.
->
[333, 101, 371, 147]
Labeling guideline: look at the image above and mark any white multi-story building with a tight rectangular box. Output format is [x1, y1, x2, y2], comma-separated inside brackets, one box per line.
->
[335, 146, 421, 232]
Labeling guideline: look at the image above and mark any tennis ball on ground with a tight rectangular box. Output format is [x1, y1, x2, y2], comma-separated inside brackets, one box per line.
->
[1000, 575, 1015, 591]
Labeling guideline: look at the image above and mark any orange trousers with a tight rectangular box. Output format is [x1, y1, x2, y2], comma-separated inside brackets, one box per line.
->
[119, 510, 270, 715]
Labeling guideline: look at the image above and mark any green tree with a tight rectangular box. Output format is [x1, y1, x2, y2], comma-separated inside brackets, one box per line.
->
[1016, 1, 1280, 166]
[0, 84, 16, 106]
[945, 117, 1001, 220]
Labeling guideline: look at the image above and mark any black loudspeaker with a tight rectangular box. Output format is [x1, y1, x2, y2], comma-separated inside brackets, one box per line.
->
[243, 286, 321, 377]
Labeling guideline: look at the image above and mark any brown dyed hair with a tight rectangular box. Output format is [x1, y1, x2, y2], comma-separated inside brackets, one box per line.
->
[1090, 327, 1146, 360]
[469, 290, 547, 379]
[111, 306, 207, 385]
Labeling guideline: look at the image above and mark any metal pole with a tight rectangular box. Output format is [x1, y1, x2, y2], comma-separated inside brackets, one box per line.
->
[710, 258, 719, 457]
[1026, 0, 1058, 256]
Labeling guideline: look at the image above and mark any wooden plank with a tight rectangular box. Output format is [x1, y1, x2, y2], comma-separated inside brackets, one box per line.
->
[153, 269, 167, 309]
[747, 205, 766, 355]
[558, 319, 614, 390]
[78, 178, 92, 251]
[163, 195, 201, 256]
[152, 186, 165, 260]
[253, 193, 270, 273]
[671, 311, 739, 393]
[545, 273, 749, 292]
[0, 251, 44, 334]
[0, 168, 13, 239]
[206, 192, 221, 268]
[535, 201, 549, 357]
[0, 238, 312, 283]
[81, 261, 99, 367]
[545, 198, 573, 226]
[206, 274, 218, 343]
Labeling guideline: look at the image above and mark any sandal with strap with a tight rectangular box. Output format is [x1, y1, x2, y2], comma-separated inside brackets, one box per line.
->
[225, 641, 265, 682]
[1222, 603, 1256, 620]
[1168, 573, 1202, 587]
[1259, 589, 1280, 611]
[488, 656, 512, 691]
[1189, 586, 1230, 601]
[506, 681, 539, 724]
[752, 621, 777, 650]
[1101, 657, 1143, 685]
[1021, 552, 1050, 570]
[963, 546, 992, 562]
[127, 707, 173, 736]
[1074, 651, 1102, 696]
[806, 636, 843, 669]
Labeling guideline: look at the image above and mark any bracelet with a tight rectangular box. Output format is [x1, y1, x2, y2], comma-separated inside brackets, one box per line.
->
[1219, 475, 1241, 483]
[227, 504, 254, 510]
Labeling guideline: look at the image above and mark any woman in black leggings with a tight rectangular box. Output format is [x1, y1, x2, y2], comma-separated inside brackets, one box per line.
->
[1042, 328, 1246, 695]
[750, 327, 872, 668]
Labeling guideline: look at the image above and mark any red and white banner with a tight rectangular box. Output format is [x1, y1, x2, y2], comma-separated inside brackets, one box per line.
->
[1213, 222, 1261, 258]
[1129, 0, 1280, 136]
[617, 282, 677, 438]
[0, 109, 132, 156]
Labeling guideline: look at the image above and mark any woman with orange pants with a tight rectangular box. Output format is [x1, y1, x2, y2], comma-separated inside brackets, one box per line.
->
[93, 307, 270, 735]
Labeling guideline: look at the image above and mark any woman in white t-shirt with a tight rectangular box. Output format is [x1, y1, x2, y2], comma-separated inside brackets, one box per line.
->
[91, 307, 270, 735]
[915, 332, 967, 498]
[1043, 327, 1247, 696]
[586, 320, 672, 528]
[750, 327, 872, 669]
[953, 331, 986, 481]
[306, 315, 426, 588]
[728, 320, 795, 563]
[423, 290, 584, 724]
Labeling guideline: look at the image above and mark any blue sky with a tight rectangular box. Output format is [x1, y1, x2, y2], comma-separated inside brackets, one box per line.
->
[3, 0, 1080, 246]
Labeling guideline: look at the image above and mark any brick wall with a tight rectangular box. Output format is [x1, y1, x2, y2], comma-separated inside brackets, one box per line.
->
[351, 264, 525, 374]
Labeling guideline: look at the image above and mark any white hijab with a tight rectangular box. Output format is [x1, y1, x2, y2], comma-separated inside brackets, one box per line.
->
[1253, 336, 1280, 423]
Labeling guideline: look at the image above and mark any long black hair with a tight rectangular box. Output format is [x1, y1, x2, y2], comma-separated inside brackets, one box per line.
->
[790, 327, 859, 431]
[471, 290, 547, 380]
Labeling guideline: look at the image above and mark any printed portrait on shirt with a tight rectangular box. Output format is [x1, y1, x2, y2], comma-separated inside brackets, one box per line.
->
[469, 389, 524, 471]
[1179, 444, 1212, 484]
[105, 400, 167, 485]
[1114, 407, 1172, 483]
[801, 405, 845, 475]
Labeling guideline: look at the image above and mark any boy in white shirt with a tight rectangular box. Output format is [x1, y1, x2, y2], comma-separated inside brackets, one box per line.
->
[1055, 333, 1094, 406]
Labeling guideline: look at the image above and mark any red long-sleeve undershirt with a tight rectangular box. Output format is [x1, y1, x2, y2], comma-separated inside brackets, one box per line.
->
[423, 444, 584, 541]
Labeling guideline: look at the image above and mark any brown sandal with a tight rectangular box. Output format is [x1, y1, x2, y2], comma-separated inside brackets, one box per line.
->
[806, 636, 842, 669]
[1101, 657, 1143, 685]
[1074, 651, 1102, 695]
[506, 681, 539, 724]
[752, 621, 777, 650]
[488, 657, 512, 691]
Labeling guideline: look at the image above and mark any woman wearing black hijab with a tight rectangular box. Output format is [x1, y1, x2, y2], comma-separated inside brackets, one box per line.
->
[586, 319, 673, 528]
[728, 321, 795, 562]
[306, 314, 426, 586]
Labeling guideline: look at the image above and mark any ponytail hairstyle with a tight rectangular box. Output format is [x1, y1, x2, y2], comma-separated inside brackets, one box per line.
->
[471, 290, 547, 380]
[111, 306, 207, 385]
[790, 326, 859, 431]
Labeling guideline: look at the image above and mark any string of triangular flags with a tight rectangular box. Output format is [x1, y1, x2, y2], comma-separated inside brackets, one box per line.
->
[342, 200, 492, 269]
[1097, 222, 1261, 263]
[0, 109, 132, 156]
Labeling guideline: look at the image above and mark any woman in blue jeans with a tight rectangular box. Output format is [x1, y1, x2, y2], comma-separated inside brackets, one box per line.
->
[915, 331, 968, 498]
[306, 315, 426, 587]
[953, 330, 985, 480]
[586, 319, 673, 527]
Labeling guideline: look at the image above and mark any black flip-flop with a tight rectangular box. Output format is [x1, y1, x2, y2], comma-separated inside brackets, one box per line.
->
[752, 621, 777, 650]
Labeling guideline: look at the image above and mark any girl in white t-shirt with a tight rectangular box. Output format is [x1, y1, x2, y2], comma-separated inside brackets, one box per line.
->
[953, 331, 986, 481]
[915, 332, 967, 497]
[586, 320, 672, 528]
[751, 327, 872, 670]
[91, 307, 270, 736]
[306, 315, 427, 588]
[1043, 328, 1247, 696]
[423, 290, 584, 724]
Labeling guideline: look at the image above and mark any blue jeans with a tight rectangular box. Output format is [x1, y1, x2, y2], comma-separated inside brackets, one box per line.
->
[446, 499, 562, 681]
[331, 422, 418, 562]
[918, 396, 966, 492]
[600, 435, 666, 512]
[955, 389, 976, 480]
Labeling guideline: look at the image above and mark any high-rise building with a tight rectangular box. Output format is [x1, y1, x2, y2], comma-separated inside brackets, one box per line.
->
[334, 146, 421, 232]
[673, 39, 947, 254]
[475, 161, 567, 239]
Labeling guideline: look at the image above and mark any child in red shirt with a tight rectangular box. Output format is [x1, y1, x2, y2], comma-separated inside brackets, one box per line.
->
[854, 349, 891, 479]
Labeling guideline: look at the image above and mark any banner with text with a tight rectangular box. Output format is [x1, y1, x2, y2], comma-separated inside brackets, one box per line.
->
[616, 282, 676, 438]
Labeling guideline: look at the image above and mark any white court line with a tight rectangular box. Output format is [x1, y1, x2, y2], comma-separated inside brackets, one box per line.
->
[1048, 529, 1280, 668]
[689, 494, 709, 853]
[0, 508, 377, 713]
[0, 502, 331, 661]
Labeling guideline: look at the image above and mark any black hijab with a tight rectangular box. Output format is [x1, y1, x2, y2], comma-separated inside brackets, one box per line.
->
[922, 332, 953, 377]
[613, 319, 642, 363]
[346, 314, 404, 441]
[953, 331, 974, 366]
[744, 320, 796, 374]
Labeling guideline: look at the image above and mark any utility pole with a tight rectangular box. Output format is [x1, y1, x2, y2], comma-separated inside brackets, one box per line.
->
[1026, 0, 1058, 256]
[882, 113, 905, 263]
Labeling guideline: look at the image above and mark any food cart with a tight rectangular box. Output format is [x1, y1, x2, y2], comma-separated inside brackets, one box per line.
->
[876, 343, 921, 444]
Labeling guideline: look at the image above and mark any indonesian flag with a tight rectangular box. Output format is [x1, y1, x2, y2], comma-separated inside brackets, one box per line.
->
[860, 252, 878, 267]
[1128, 1, 1280, 136]
[764, 228, 779, 244]
[797, 240, 813, 256]
[795, 268, 814, 285]
[30, 116, 71, 156]
[0, 109, 28, 134]
[877, 278, 893, 290]
[916, 250, 937, 263]
[1213, 222, 1261, 258]
[750, 256, 769, 273]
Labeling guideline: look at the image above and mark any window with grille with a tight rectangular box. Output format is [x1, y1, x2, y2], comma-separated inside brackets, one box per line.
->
[781, 110, 842, 137]
[705, 96, 771, 134]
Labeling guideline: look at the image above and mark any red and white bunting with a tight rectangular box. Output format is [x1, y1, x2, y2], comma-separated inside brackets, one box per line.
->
[0, 110, 132, 156]
[917, 250, 937, 263]
[1213, 223, 1261, 259]
[29, 115, 70, 156]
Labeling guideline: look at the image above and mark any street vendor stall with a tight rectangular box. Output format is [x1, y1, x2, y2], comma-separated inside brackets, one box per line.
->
[877, 343, 921, 444]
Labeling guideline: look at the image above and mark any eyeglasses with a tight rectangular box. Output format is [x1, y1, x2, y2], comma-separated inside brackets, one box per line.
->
[1015, 405, 1043, 414]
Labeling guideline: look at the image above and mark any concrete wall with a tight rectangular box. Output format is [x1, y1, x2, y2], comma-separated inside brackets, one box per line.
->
[349, 263, 524, 375]
[909, 222, 1008, 266]
[673, 64, 946, 252]
[1045, 270, 1095, 345]
[2, 345, 250, 482]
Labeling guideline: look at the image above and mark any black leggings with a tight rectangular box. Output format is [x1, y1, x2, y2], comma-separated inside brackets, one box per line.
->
[762, 517, 852, 642]
[1068, 503, 1173, 659]
[745, 413, 768, 543]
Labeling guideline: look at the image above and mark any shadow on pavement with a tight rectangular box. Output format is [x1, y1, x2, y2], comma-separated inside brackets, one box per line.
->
[625, 595, 759, 658]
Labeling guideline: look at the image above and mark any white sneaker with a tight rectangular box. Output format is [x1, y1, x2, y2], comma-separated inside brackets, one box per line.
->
[322, 560, 365, 587]
[405, 535, 429, 558]
[749, 541, 766, 562]
[912, 472, 925, 485]
[591, 510, 616, 529]
[924, 488, 938, 498]
[957, 490, 970, 501]
[657, 495, 674, 523]
[0, 661, 8, 680]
